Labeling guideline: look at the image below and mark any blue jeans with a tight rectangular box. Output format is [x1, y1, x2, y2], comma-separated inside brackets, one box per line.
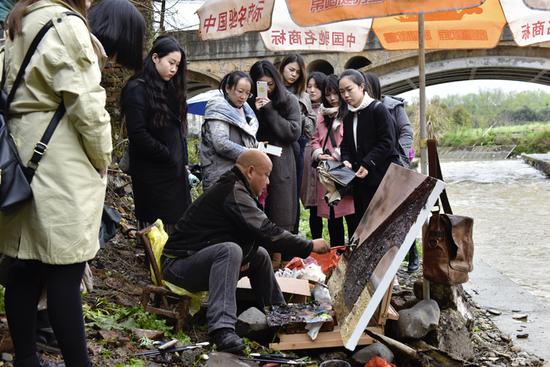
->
[163, 243, 285, 333]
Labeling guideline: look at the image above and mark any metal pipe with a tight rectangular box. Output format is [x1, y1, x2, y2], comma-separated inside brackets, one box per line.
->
[418, 13, 431, 300]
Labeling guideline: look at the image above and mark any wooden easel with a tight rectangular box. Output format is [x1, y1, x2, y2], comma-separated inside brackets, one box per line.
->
[270, 281, 398, 351]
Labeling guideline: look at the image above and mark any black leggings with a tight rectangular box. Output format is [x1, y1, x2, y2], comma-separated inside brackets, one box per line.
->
[4, 260, 89, 367]
[309, 206, 357, 246]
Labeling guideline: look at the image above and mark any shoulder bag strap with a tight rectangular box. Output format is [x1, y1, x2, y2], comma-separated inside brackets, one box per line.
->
[321, 117, 334, 152]
[427, 139, 453, 214]
[6, 12, 80, 181]
[1, 48, 5, 92]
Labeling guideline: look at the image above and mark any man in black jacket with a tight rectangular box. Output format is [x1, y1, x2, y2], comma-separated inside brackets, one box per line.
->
[162, 149, 329, 353]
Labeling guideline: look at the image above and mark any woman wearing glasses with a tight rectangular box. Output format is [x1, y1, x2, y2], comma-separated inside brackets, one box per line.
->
[200, 71, 259, 191]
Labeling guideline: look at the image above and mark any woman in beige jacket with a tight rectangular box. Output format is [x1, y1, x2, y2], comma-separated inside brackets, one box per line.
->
[0, 0, 129, 365]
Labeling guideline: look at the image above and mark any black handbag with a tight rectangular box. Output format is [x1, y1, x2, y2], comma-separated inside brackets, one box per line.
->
[319, 160, 356, 187]
[0, 17, 73, 212]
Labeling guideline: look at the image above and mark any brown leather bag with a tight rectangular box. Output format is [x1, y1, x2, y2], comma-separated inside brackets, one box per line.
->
[423, 140, 474, 285]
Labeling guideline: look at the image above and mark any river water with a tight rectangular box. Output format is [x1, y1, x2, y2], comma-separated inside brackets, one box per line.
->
[439, 159, 550, 303]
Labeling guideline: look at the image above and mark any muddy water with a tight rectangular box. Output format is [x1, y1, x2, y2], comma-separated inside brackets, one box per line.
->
[439, 159, 550, 303]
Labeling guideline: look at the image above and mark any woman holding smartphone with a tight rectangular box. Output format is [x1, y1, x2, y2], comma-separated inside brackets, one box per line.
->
[250, 60, 301, 264]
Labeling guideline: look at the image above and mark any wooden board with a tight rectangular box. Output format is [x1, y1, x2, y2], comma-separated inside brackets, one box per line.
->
[237, 276, 311, 296]
[270, 326, 384, 351]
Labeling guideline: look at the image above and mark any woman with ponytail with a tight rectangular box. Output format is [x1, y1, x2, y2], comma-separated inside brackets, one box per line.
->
[339, 69, 399, 221]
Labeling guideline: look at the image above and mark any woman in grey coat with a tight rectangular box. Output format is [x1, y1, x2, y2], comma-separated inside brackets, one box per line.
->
[250, 60, 301, 261]
[200, 71, 259, 190]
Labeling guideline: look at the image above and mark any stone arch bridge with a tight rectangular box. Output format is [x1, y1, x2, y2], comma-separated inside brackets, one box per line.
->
[175, 29, 550, 97]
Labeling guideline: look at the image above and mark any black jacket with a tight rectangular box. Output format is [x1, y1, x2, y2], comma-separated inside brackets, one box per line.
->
[340, 101, 399, 187]
[163, 167, 313, 264]
[121, 78, 191, 224]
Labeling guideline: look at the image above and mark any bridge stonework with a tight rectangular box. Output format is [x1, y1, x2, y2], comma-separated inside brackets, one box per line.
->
[175, 29, 550, 98]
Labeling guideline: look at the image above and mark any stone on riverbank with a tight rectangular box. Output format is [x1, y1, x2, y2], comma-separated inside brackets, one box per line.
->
[389, 299, 440, 340]
[424, 308, 475, 361]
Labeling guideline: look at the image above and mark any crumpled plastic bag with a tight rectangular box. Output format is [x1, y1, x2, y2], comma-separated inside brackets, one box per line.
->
[366, 356, 396, 367]
[147, 219, 206, 315]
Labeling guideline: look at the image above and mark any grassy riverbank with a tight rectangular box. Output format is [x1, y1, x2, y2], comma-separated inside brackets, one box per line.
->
[439, 123, 550, 154]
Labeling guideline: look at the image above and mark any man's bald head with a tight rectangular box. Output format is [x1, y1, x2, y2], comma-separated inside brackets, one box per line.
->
[235, 149, 272, 196]
[236, 149, 272, 171]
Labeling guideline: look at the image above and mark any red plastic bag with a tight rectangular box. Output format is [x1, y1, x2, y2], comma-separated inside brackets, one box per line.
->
[308, 246, 345, 275]
[365, 356, 396, 367]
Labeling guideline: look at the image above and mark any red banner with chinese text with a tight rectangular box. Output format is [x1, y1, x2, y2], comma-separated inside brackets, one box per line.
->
[197, 0, 275, 40]
[286, 0, 485, 27]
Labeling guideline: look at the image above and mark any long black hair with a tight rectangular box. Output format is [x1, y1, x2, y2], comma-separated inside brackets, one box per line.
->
[279, 53, 307, 95]
[124, 35, 187, 129]
[220, 70, 252, 101]
[323, 74, 347, 122]
[339, 69, 371, 97]
[88, 0, 145, 71]
[249, 60, 287, 109]
[363, 72, 382, 100]
[307, 71, 327, 104]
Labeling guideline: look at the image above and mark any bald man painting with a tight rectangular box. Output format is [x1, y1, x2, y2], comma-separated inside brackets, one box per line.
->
[162, 150, 329, 354]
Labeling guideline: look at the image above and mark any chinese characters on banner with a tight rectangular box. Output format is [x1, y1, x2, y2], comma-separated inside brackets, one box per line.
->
[262, 28, 366, 52]
[285, 0, 484, 27]
[260, 0, 370, 52]
[197, 0, 275, 40]
[371, 0, 504, 50]
[501, 0, 550, 46]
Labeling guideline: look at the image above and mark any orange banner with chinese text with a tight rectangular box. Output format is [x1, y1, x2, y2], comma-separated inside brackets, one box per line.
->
[286, 0, 485, 27]
[372, 0, 504, 50]
[197, 0, 275, 40]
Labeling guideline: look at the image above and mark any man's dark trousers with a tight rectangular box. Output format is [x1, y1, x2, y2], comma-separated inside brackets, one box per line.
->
[163, 243, 284, 333]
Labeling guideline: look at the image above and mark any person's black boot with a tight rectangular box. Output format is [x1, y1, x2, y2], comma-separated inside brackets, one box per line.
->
[407, 242, 420, 273]
[209, 328, 245, 354]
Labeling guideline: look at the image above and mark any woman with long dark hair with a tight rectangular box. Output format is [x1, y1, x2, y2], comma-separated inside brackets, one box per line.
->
[250, 60, 301, 264]
[121, 36, 191, 234]
[200, 71, 258, 190]
[279, 54, 316, 232]
[311, 74, 357, 245]
[339, 69, 399, 222]
[0, 0, 141, 365]
[301, 71, 327, 239]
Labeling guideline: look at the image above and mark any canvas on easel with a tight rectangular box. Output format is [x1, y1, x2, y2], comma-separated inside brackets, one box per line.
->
[328, 164, 445, 351]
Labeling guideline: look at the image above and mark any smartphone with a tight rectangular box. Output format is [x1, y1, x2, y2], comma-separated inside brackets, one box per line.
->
[257, 81, 268, 99]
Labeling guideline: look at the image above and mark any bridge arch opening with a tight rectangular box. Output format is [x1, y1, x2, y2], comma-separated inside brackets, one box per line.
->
[345, 56, 371, 70]
[307, 59, 334, 76]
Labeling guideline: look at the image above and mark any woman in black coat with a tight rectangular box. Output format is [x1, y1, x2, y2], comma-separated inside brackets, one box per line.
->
[339, 69, 399, 221]
[121, 36, 191, 232]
